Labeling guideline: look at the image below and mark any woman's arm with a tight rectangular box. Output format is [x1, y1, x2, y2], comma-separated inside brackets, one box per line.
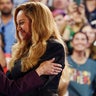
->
[0, 59, 62, 96]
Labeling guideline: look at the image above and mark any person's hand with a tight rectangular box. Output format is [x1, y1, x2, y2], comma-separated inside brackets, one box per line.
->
[36, 58, 62, 76]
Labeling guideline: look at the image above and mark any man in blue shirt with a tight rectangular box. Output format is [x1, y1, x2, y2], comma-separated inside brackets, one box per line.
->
[0, 0, 16, 54]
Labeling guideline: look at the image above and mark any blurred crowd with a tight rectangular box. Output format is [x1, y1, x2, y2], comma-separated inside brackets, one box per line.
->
[0, 0, 96, 96]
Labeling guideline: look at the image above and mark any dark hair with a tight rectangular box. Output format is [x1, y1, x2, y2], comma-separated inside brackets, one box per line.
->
[72, 32, 89, 41]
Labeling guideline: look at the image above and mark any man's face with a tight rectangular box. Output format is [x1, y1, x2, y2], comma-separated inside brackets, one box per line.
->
[0, 0, 13, 15]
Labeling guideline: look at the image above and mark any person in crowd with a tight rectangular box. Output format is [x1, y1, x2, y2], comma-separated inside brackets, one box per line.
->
[52, 9, 65, 33]
[67, 32, 96, 96]
[0, 2, 65, 96]
[63, 1, 87, 41]
[61, 1, 87, 55]
[0, 0, 16, 54]
[84, 0, 96, 29]
[80, 24, 96, 60]
[0, 58, 62, 96]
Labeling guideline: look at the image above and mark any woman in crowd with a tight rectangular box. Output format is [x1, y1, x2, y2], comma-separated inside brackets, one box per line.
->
[80, 24, 96, 60]
[62, 1, 87, 55]
[0, 2, 65, 96]
[52, 9, 65, 34]
[67, 32, 96, 96]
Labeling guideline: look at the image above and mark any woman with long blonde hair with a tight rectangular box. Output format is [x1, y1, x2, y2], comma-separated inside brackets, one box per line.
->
[0, 2, 65, 96]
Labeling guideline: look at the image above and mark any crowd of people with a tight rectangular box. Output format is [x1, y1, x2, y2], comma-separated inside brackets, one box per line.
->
[0, 0, 96, 96]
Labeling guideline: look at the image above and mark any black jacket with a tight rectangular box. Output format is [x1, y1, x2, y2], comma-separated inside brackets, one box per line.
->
[7, 39, 65, 96]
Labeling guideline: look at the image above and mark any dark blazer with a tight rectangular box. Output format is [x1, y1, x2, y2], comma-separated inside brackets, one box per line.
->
[0, 39, 65, 96]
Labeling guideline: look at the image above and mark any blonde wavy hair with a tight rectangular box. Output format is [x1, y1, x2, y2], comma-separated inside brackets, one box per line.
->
[9, 2, 65, 72]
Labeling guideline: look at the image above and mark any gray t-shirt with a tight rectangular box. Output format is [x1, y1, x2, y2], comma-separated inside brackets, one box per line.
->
[67, 56, 96, 96]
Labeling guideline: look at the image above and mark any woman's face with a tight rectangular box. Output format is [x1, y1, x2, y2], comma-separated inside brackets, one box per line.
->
[54, 14, 64, 30]
[82, 26, 96, 45]
[72, 33, 88, 52]
[16, 10, 32, 40]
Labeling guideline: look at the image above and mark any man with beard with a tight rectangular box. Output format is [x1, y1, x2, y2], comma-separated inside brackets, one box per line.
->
[0, 0, 16, 68]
